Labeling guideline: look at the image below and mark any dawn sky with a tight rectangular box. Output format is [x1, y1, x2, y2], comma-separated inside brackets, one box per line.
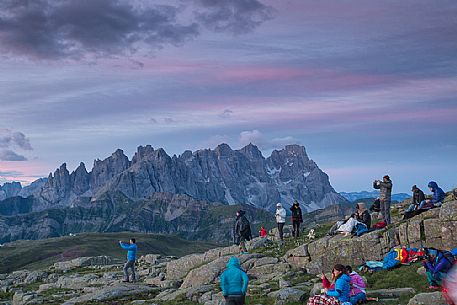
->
[0, 0, 456, 193]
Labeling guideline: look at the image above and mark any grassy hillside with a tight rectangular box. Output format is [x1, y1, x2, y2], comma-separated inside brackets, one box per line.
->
[0, 232, 216, 273]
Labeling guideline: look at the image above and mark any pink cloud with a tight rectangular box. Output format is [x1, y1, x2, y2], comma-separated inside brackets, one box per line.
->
[0, 160, 49, 185]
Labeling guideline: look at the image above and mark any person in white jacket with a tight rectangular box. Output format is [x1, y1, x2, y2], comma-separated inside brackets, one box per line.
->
[275, 203, 287, 241]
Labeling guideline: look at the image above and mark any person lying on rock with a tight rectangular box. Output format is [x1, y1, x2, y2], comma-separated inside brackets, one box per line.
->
[418, 181, 445, 210]
[423, 248, 454, 290]
[220, 256, 249, 305]
[307, 264, 351, 305]
[346, 265, 367, 305]
[119, 238, 137, 283]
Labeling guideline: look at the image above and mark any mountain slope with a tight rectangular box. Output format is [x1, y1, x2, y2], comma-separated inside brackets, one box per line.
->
[6, 143, 348, 212]
[0, 192, 275, 244]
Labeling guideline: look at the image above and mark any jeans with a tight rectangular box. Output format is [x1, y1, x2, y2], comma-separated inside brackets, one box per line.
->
[123, 260, 136, 281]
[292, 220, 301, 238]
[277, 222, 285, 240]
[225, 295, 245, 305]
[350, 292, 367, 304]
[405, 204, 417, 213]
[381, 200, 391, 224]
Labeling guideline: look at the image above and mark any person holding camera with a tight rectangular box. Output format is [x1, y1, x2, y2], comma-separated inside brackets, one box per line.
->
[373, 175, 393, 224]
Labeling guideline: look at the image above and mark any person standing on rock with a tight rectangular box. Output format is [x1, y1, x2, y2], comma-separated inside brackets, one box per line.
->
[373, 175, 393, 224]
[275, 203, 286, 242]
[119, 238, 137, 283]
[220, 256, 249, 305]
[290, 200, 303, 238]
[234, 210, 252, 254]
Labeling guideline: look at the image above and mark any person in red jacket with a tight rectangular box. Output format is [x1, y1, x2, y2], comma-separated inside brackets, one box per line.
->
[259, 226, 267, 238]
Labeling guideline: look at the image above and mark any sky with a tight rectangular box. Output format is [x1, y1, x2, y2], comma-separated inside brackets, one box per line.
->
[0, 0, 456, 193]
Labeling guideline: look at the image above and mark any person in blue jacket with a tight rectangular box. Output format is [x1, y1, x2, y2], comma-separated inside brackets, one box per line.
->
[418, 181, 445, 209]
[307, 264, 351, 305]
[219, 256, 249, 305]
[423, 248, 454, 289]
[119, 238, 137, 282]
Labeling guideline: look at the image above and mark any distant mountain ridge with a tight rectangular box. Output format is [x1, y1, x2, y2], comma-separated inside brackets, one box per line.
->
[2, 143, 348, 212]
[339, 190, 411, 202]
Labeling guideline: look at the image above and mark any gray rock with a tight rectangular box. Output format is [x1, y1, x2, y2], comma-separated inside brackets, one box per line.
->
[12, 291, 38, 305]
[367, 288, 416, 297]
[53, 256, 114, 271]
[407, 291, 447, 305]
[268, 287, 307, 305]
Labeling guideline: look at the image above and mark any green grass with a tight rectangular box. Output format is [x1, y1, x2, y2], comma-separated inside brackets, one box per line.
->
[0, 232, 217, 273]
[0, 291, 14, 301]
[363, 263, 429, 305]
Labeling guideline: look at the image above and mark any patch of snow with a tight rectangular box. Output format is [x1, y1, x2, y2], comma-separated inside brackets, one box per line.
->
[288, 162, 294, 167]
[266, 165, 281, 176]
[224, 189, 236, 205]
[303, 172, 310, 178]
[284, 180, 292, 184]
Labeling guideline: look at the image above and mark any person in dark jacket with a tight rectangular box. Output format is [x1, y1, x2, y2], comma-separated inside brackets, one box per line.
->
[373, 175, 393, 224]
[423, 248, 454, 289]
[418, 181, 446, 210]
[290, 201, 303, 238]
[234, 210, 252, 254]
[119, 238, 137, 282]
[220, 256, 249, 305]
[353, 202, 371, 229]
[404, 185, 426, 214]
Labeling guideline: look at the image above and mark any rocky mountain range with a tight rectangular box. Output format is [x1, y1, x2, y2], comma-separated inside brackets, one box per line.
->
[2, 144, 348, 212]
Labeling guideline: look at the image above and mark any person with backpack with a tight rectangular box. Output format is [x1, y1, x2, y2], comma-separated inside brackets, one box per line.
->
[346, 265, 367, 305]
[423, 248, 454, 289]
[275, 203, 286, 242]
[373, 175, 393, 224]
[220, 256, 249, 305]
[403, 185, 426, 217]
[119, 238, 137, 282]
[307, 264, 351, 305]
[418, 181, 446, 210]
[234, 210, 252, 254]
[290, 200, 303, 238]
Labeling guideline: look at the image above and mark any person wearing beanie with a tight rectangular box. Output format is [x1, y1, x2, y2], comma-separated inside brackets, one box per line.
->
[373, 175, 393, 224]
[275, 203, 286, 241]
[234, 210, 252, 254]
[404, 185, 426, 215]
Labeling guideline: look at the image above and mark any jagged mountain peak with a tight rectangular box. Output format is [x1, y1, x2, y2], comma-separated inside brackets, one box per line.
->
[6, 143, 348, 212]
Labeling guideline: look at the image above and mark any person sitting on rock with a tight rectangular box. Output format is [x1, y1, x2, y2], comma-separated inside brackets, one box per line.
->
[259, 226, 267, 238]
[307, 264, 350, 305]
[403, 185, 426, 218]
[290, 200, 303, 238]
[234, 210, 252, 254]
[346, 265, 367, 305]
[418, 181, 446, 210]
[423, 248, 454, 290]
[119, 238, 137, 283]
[220, 256, 249, 305]
[353, 202, 371, 229]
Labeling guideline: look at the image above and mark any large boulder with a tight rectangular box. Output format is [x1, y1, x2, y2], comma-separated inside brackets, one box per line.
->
[53, 256, 115, 271]
[268, 287, 307, 305]
[407, 291, 447, 305]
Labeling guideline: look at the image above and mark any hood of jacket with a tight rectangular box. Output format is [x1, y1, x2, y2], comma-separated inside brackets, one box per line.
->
[340, 273, 351, 283]
[428, 181, 438, 190]
[226, 256, 241, 269]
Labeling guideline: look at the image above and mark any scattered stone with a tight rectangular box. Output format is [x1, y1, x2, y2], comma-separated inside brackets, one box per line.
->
[53, 256, 115, 271]
[268, 287, 307, 305]
[367, 288, 416, 297]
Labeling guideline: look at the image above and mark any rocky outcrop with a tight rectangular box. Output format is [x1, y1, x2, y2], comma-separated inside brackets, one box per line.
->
[52, 256, 115, 271]
[5, 144, 347, 212]
[407, 291, 447, 305]
[286, 200, 457, 273]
